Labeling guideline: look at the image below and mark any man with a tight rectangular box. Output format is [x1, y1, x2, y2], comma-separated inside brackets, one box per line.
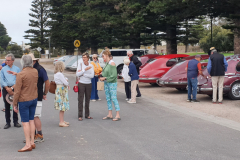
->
[186, 55, 206, 102]
[127, 51, 142, 97]
[208, 47, 215, 56]
[0, 54, 21, 129]
[207, 49, 228, 104]
[29, 53, 50, 143]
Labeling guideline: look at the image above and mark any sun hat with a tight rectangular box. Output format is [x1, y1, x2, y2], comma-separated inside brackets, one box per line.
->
[28, 53, 39, 61]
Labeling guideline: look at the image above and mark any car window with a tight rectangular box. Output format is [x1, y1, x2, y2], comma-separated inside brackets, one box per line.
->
[166, 58, 178, 67]
[145, 50, 148, 54]
[111, 51, 127, 56]
[132, 50, 145, 57]
[236, 62, 240, 72]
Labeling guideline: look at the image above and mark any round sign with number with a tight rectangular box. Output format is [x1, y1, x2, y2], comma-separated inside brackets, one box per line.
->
[74, 40, 81, 48]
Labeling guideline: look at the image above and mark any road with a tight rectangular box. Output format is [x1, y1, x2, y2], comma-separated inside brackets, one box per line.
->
[0, 59, 240, 160]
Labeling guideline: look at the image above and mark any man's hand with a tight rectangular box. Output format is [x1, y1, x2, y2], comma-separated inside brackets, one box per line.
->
[77, 70, 81, 72]
[13, 106, 18, 113]
[6, 87, 13, 95]
[7, 71, 17, 75]
[85, 66, 92, 71]
[43, 95, 47, 100]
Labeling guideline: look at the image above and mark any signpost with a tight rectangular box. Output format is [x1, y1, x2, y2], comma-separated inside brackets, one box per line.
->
[37, 47, 42, 58]
[74, 40, 81, 67]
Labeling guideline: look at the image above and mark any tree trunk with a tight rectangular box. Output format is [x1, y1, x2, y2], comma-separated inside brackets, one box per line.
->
[166, 24, 177, 54]
[91, 46, 98, 54]
[185, 44, 188, 53]
[129, 33, 140, 49]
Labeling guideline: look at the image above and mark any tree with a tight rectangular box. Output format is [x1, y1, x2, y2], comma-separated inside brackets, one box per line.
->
[24, 0, 50, 54]
[0, 22, 11, 50]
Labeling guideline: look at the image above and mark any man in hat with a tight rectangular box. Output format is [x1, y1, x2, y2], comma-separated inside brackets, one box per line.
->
[186, 55, 206, 102]
[208, 47, 215, 56]
[28, 53, 50, 143]
[0, 54, 21, 129]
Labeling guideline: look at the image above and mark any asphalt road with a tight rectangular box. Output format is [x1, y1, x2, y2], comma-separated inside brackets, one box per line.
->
[0, 59, 240, 160]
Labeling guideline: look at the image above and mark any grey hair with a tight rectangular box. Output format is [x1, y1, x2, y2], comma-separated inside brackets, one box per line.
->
[6, 53, 15, 61]
[127, 51, 133, 55]
[92, 54, 98, 58]
[124, 58, 130, 65]
[21, 55, 33, 68]
[211, 49, 217, 54]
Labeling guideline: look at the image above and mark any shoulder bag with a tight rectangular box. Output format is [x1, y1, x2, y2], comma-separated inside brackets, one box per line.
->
[49, 81, 56, 94]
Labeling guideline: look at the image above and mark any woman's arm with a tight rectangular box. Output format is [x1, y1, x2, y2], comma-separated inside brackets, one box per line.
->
[59, 73, 69, 86]
[13, 74, 22, 107]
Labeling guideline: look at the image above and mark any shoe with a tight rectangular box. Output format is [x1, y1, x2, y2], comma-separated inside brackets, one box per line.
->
[126, 98, 129, 101]
[14, 123, 21, 128]
[64, 121, 70, 125]
[191, 100, 200, 103]
[31, 144, 36, 149]
[97, 99, 101, 101]
[187, 99, 192, 102]
[91, 100, 96, 102]
[136, 95, 141, 98]
[18, 146, 32, 152]
[59, 123, 69, 127]
[4, 124, 11, 129]
[212, 101, 217, 104]
[218, 102, 222, 104]
[34, 134, 44, 143]
[128, 101, 136, 104]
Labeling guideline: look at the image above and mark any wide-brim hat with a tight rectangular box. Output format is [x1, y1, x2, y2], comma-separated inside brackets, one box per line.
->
[210, 47, 215, 50]
[28, 53, 39, 61]
[6, 94, 13, 105]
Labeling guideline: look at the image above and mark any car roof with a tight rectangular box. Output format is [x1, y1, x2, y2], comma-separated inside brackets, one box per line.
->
[182, 54, 209, 60]
[155, 54, 189, 59]
[141, 54, 161, 58]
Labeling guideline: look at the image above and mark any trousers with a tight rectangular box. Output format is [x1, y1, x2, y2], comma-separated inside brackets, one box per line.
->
[104, 82, 120, 111]
[212, 76, 224, 102]
[78, 83, 92, 118]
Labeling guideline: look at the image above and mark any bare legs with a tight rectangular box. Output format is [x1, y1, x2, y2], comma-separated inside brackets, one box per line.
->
[103, 110, 120, 121]
[59, 111, 64, 123]
[21, 120, 35, 150]
[34, 117, 41, 132]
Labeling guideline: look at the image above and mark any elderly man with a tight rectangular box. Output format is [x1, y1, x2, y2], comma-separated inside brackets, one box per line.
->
[0, 54, 21, 129]
[127, 51, 142, 97]
[207, 49, 228, 104]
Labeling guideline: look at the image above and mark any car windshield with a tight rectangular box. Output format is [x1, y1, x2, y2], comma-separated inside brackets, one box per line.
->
[67, 56, 82, 66]
[132, 50, 145, 57]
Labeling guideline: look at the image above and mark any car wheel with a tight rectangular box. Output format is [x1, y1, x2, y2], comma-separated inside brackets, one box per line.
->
[228, 82, 240, 100]
[117, 65, 123, 78]
[176, 88, 186, 91]
[150, 83, 158, 86]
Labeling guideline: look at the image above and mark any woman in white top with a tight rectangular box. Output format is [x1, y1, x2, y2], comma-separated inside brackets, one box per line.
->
[122, 57, 131, 101]
[76, 53, 94, 121]
[54, 62, 70, 127]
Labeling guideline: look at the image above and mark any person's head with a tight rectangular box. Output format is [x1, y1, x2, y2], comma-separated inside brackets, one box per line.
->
[82, 52, 90, 64]
[105, 47, 108, 50]
[210, 47, 215, 51]
[5, 54, 15, 67]
[124, 57, 130, 66]
[109, 55, 113, 60]
[102, 49, 111, 61]
[127, 51, 133, 58]
[28, 53, 38, 65]
[54, 61, 65, 73]
[195, 55, 202, 62]
[211, 49, 217, 55]
[92, 54, 98, 62]
[21, 55, 33, 68]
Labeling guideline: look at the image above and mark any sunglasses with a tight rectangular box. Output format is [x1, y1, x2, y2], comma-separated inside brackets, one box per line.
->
[93, 57, 97, 59]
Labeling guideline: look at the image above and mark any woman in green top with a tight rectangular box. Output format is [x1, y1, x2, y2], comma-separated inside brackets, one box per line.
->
[100, 50, 121, 121]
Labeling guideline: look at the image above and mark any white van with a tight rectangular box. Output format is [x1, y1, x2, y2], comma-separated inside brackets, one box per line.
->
[98, 49, 149, 75]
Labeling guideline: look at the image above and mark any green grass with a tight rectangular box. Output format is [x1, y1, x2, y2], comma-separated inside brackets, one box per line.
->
[184, 52, 234, 57]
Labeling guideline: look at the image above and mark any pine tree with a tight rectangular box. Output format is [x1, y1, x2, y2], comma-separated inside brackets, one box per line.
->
[0, 22, 11, 50]
[24, 0, 50, 54]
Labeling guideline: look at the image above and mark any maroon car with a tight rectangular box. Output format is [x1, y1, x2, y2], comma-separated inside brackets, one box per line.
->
[157, 55, 209, 91]
[139, 54, 161, 70]
[197, 55, 240, 100]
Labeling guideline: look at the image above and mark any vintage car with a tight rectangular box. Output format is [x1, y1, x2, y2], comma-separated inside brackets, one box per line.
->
[157, 55, 209, 90]
[197, 54, 240, 100]
[139, 54, 189, 84]
[139, 54, 161, 70]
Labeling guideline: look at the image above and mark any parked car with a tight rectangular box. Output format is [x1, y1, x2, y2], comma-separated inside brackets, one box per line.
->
[139, 54, 161, 70]
[157, 55, 209, 90]
[69, 55, 93, 71]
[139, 54, 189, 84]
[98, 49, 149, 75]
[53, 55, 73, 65]
[65, 56, 82, 69]
[197, 55, 240, 100]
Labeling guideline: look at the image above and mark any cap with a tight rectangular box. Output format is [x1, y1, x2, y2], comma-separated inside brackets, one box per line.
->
[28, 53, 39, 61]
[195, 55, 201, 58]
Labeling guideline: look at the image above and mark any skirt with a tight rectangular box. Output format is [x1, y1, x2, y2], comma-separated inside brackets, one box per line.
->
[54, 85, 70, 111]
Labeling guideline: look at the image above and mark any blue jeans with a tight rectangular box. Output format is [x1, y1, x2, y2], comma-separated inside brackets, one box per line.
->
[90, 76, 99, 100]
[19, 98, 37, 122]
[187, 78, 198, 100]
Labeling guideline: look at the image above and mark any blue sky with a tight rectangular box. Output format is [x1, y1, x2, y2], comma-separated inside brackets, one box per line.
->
[0, 0, 32, 45]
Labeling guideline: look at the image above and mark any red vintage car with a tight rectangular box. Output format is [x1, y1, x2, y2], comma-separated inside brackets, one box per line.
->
[197, 55, 240, 100]
[139, 54, 161, 70]
[139, 54, 190, 84]
[157, 55, 209, 90]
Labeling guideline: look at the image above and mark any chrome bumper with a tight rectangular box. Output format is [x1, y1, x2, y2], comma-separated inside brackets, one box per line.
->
[157, 80, 188, 86]
[139, 78, 158, 80]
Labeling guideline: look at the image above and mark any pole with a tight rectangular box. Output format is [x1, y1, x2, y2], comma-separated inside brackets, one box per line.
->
[211, 17, 213, 46]
[49, 37, 51, 59]
[77, 48, 78, 68]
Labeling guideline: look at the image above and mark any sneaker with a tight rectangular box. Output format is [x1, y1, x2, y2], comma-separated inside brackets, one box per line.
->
[97, 99, 101, 101]
[191, 100, 200, 103]
[126, 98, 129, 101]
[128, 101, 136, 104]
[187, 99, 192, 102]
[34, 134, 44, 143]
[218, 102, 222, 104]
[136, 95, 141, 98]
[91, 100, 96, 102]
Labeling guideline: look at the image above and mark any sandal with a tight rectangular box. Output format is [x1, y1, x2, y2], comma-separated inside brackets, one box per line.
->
[113, 117, 121, 121]
[102, 116, 113, 120]
[78, 117, 83, 121]
[59, 123, 69, 127]
[85, 116, 93, 119]
[64, 121, 70, 125]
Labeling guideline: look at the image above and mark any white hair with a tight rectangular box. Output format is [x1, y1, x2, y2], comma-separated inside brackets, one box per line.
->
[127, 51, 133, 55]
[21, 55, 33, 68]
[124, 58, 130, 65]
[6, 53, 15, 61]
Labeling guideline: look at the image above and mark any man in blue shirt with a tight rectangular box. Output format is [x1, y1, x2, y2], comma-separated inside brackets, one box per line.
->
[0, 54, 21, 129]
[207, 49, 228, 104]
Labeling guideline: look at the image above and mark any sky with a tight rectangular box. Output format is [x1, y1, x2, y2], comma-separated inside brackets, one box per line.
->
[0, 0, 33, 45]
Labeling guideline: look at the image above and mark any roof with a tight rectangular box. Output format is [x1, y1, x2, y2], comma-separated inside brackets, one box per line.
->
[155, 54, 189, 59]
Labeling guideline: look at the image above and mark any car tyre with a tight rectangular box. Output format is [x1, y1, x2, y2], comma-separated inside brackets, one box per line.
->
[176, 88, 186, 91]
[228, 82, 240, 100]
[117, 65, 123, 79]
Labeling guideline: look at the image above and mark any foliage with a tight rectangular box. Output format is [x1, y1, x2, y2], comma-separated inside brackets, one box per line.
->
[199, 26, 233, 53]
[0, 22, 11, 50]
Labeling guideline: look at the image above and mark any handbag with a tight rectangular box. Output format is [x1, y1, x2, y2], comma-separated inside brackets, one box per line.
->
[97, 81, 104, 91]
[73, 81, 79, 93]
[49, 81, 56, 94]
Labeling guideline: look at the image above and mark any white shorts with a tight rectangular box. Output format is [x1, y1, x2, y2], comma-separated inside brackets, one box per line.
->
[34, 101, 42, 118]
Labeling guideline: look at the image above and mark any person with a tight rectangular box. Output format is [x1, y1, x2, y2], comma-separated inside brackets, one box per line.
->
[100, 50, 121, 121]
[76, 53, 94, 121]
[208, 47, 215, 56]
[12, 55, 38, 152]
[207, 49, 228, 104]
[186, 55, 206, 102]
[1, 60, 6, 112]
[90, 54, 102, 101]
[29, 53, 50, 143]
[122, 57, 131, 101]
[54, 61, 70, 127]
[0, 54, 21, 129]
[125, 58, 139, 104]
[109, 54, 114, 61]
[127, 51, 142, 97]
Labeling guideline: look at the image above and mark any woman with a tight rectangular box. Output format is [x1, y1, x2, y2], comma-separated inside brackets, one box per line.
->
[90, 54, 102, 101]
[11, 55, 38, 152]
[100, 50, 121, 121]
[76, 53, 94, 121]
[122, 57, 131, 101]
[54, 61, 70, 127]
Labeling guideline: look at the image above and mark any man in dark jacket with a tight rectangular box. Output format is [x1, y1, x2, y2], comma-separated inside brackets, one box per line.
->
[207, 49, 228, 104]
[127, 51, 142, 97]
